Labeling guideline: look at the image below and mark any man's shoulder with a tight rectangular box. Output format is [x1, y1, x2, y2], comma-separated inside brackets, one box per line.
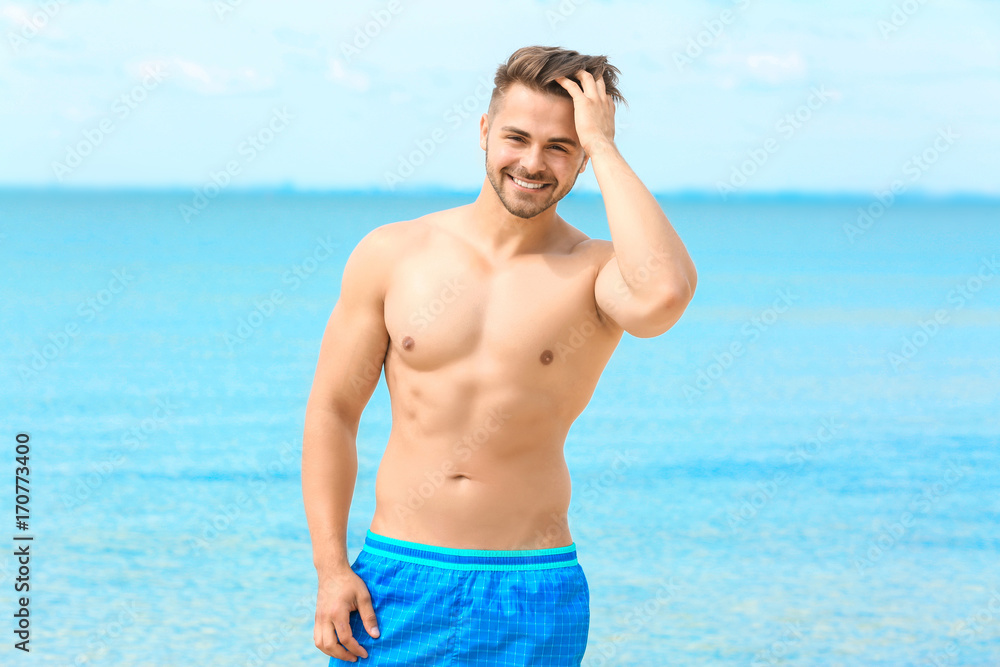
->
[357, 204, 472, 256]
[567, 234, 615, 267]
[353, 216, 435, 261]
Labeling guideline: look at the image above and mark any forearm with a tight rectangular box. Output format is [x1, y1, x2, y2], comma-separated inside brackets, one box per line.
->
[589, 140, 697, 300]
[301, 406, 360, 578]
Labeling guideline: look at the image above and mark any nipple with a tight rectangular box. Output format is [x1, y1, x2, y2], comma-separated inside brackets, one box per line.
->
[402, 336, 415, 351]
[540, 349, 553, 365]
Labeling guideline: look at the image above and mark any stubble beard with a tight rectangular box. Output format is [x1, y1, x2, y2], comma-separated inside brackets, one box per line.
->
[484, 144, 579, 220]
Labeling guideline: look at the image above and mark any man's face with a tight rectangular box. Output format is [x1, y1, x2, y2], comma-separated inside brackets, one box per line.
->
[480, 83, 589, 220]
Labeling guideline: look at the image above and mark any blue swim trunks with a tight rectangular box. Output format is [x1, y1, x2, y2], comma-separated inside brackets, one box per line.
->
[329, 530, 590, 666]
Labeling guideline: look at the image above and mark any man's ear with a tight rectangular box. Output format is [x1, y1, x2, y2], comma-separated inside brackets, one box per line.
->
[479, 114, 489, 151]
[578, 154, 590, 174]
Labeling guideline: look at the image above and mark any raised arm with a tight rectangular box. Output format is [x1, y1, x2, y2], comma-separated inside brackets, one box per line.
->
[302, 226, 392, 660]
[556, 70, 697, 338]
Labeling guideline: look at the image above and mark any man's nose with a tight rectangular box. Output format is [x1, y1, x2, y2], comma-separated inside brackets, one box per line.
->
[519, 146, 545, 176]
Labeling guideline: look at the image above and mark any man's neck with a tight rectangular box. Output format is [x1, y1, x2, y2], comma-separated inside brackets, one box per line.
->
[465, 177, 561, 261]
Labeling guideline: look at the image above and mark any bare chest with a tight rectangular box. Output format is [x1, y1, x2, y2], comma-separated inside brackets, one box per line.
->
[382, 247, 609, 374]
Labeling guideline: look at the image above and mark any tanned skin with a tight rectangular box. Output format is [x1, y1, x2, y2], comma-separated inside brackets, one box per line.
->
[303, 70, 697, 661]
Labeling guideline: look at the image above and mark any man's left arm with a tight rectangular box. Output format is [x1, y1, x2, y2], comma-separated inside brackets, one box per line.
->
[557, 71, 697, 338]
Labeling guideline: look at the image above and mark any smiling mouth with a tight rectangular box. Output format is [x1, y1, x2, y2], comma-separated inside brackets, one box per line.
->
[508, 174, 551, 192]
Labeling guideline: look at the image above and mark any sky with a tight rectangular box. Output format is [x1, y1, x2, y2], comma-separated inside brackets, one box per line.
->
[1, 0, 998, 195]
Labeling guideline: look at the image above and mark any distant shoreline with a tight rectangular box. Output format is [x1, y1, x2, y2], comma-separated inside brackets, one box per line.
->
[1, 187, 998, 205]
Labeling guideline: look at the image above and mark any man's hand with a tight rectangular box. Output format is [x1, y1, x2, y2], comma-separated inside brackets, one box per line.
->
[313, 566, 380, 662]
[555, 69, 616, 155]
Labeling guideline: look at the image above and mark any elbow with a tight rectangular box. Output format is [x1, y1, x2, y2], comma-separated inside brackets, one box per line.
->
[656, 274, 696, 321]
[670, 279, 696, 310]
[623, 285, 695, 339]
[655, 289, 695, 335]
[679, 264, 697, 302]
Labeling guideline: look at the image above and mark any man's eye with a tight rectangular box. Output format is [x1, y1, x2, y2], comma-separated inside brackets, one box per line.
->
[507, 136, 524, 142]
[550, 145, 567, 152]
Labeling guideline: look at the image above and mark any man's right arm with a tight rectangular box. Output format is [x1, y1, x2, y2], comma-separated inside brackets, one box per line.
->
[302, 227, 392, 659]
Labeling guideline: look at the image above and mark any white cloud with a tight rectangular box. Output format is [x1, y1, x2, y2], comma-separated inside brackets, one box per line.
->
[326, 58, 370, 92]
[707, 50, 808, 87]
[2, 4, 31, 27]
[165, 57, 275, 95]
[747, 52, 807, 82]
[2, 1, 67, 41]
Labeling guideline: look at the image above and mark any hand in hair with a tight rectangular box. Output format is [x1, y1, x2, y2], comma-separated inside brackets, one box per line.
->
[554, 69, 617, 156]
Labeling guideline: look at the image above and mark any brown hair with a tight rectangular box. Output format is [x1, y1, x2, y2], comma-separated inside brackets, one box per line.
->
[488, 45, 626, 118]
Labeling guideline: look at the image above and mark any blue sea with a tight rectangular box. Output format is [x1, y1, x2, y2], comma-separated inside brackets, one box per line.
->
[1, 190, 998, 666]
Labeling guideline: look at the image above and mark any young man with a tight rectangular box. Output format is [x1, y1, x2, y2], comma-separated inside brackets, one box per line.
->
[303, 45, 697, 665]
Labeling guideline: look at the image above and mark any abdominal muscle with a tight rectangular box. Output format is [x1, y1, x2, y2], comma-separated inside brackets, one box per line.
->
[368, 388, 577, 551]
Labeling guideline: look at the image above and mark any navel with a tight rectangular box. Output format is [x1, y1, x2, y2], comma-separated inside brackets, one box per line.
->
[539, 349, 554, 365]
[402, 336, 415, 351]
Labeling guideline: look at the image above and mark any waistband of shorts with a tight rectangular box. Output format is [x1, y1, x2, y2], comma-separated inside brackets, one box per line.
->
[361, 530, 579, 571]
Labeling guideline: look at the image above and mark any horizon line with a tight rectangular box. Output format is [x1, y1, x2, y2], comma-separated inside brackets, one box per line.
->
[0, 185, 998, 203]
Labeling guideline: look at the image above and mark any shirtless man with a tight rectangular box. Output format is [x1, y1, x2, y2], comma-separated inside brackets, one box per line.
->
[303, 45, 697, 666]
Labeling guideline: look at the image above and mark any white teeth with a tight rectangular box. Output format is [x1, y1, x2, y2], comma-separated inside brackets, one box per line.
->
[512, 176, 545, 189]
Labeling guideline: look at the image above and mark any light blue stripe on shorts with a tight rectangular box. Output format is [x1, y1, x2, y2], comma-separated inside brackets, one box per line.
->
[329, 530, 590, 666]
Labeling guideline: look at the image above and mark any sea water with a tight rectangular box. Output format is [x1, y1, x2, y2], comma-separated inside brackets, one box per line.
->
[0, 190, 998, 665]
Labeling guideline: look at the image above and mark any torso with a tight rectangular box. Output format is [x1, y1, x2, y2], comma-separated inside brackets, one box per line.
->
[369, 205, 624, 549]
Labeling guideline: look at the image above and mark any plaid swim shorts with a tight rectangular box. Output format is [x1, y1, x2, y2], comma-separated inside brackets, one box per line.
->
[328, 530, 590, 666]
